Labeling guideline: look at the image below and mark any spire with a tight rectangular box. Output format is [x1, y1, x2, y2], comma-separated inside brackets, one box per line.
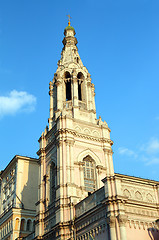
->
[48, 21, 97, 129]
[58, 20, 82, 67]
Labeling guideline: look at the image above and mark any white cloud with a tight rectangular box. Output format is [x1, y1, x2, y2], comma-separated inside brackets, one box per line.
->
[118, 137, 159, 166]
[118, 147, 137, 158]
[141, 138, 159, 154]
[0, 90, 36, 118]
[145, 157, 159, 166]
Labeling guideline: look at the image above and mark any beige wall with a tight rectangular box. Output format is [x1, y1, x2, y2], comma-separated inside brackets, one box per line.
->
[16, 158, 39, 210]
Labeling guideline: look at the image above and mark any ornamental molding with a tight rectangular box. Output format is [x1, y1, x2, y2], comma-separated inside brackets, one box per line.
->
[76, 224, 106, 240]
[125, 205, 158, 218]
[55, 128, 113, 145]
[127, 219, 158, 230]
[122, 185, 155, 203]
[77, 149, 102, 166]
[117, 214, 128, 226]
[103, 148, 113, 154]
[64, 139, 75, 146]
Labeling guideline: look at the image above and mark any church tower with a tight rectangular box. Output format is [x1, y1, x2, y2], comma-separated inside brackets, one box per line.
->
[35, 21, 115, 240]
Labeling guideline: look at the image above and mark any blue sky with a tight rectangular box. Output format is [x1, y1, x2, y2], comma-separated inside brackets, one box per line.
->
[0, 0, 159, 180]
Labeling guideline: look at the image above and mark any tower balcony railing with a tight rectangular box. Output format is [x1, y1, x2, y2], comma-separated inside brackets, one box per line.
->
[63, 100, 72, 109]
[63, 100, 86, 110]
[78, 100, 86, 110]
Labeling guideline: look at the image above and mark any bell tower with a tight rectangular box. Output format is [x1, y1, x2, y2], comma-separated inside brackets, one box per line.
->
[48, 23, 96, 129]
[35, 22, 115, 240]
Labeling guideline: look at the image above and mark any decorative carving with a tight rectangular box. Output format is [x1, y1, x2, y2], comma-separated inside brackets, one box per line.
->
[75, 126, 82, 133]
[135, 191, 143, 200]
[117, 215, 128, 227]
[103, 148, 113, 154]
[123, 189, 131, 198]
[83, 128, 90, 134]
[146, 193, 153, 203]
[55, 127, 113, 144]
[92, 130, 100, 137]
[106, 216, 116, 228]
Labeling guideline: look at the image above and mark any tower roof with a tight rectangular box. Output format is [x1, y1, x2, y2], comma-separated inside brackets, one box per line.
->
[64, 24, 75, 36]
[64, 25, 75, 31]
[64, 15, 75, 36]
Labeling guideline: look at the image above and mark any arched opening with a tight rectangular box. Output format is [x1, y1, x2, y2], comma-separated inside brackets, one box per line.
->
[77, 72, 84, 101]
[65, 71, 72, 101]
[26, 219, 32, 232]
[15, 218, 19, 231]
[20, 219, 25, 232]
[83, 156, 96, 193]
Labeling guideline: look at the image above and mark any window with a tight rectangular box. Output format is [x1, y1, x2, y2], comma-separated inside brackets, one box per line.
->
[65, 71, 72, 101]
[15, 218, 19, 231]
[83, 156, 96, 192]
[50, 163, 56, 203]
[26, 219, 32, 232]
[78, 80, 82, 101]
[77, 72, 84, 101]
[20, 219, 25, 231]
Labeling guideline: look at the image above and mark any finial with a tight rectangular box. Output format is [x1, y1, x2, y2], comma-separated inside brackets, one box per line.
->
[67, 15, 71, 26]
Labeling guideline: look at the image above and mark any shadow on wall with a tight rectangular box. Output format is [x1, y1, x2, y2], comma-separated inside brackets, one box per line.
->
[14, 160, 38, 239]
[21, 160, 38, 211]
[148, 228, 159, 240]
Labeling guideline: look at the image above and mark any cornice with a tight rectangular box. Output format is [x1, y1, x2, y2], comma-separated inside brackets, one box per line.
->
[115, 173, 159, 185]
[55, 128, 113, 145]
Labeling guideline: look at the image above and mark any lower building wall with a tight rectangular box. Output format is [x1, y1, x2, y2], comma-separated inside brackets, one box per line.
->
[126, 225, 159, 240]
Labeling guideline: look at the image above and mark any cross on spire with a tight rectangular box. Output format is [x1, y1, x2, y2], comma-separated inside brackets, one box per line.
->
[67, 15, 71, 26]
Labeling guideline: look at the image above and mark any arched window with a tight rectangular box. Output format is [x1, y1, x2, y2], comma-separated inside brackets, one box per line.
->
[83, 156, 96, 192]
[26, 219, 32, 232]
[20, 219, 25, 231]
[50, 163, 56, 203]
[77, 72, 84, 101]
[65, 71, 72, 101]
[15, 218, 19, 231]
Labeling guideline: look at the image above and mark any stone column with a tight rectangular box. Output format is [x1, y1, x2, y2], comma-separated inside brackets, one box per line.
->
[56, 142, 60, 186]
[91, 83, 96, 112]
[79, 162, 85, 187]
[70, 141, 74, 184]
[103, 148, 110, 176]
[66, 140, 70, 184]
[103, 148, 114, 178]
[87, 81, 93, 110]
[118, 215, 127, 240]
[96, 165, 102, 189]
[45, 174, 49, 206]
[72, 71, 78, 107]
[107, 216, 117, 240]
[49, 81, 54, 129]
[56, 80, 62, 111]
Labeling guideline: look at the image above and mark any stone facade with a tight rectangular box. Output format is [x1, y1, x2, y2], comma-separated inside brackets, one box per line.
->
[75, 173, 159, 240]
[34, 24, 159, 240]
[0, 155, 39, 240]
[1, 23, 159, 240]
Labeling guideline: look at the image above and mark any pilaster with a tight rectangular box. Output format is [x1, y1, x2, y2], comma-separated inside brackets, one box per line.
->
[117, 215, 127, 240]
[106, 216, 117, 240]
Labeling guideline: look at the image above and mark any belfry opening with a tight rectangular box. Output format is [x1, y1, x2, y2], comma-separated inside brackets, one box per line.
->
[77, 72, 84, 101]
[65, 71, 71, 101]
